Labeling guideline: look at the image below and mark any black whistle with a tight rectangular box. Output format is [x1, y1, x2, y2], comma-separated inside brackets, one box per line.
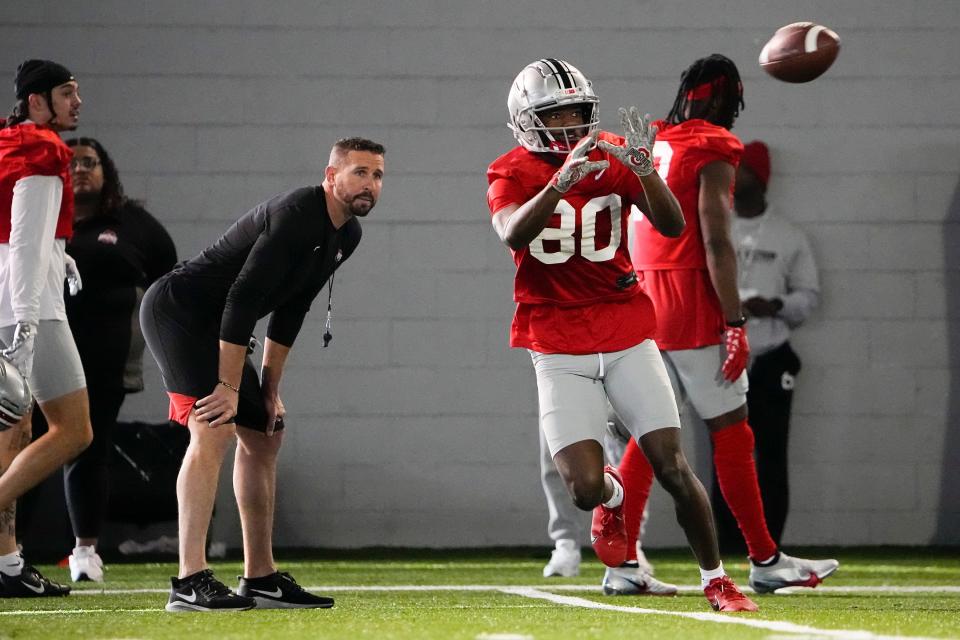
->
[322, 331, 332, 348]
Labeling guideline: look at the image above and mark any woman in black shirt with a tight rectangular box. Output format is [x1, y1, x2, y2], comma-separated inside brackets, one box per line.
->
[61, 137, 176, 581]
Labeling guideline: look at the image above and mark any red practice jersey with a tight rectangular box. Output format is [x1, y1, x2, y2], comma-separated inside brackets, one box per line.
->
[487, 131, 658, 354]
[629, 119, 743, 350]
[0, 122, 74, 242]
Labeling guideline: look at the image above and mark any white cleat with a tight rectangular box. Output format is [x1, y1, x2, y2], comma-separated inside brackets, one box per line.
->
[543, 539, 581, 578]
[602, 562, 678, 596]
[635, 545, 655, 576]
[748, 551, 839, 594]
[69, 545, 104, 583]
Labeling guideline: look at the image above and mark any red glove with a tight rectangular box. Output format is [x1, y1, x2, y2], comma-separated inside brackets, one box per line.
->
[721, 326, 750, 382]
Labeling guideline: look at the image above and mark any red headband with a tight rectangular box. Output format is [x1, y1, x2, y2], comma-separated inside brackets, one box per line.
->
[685, 76, 743, 102]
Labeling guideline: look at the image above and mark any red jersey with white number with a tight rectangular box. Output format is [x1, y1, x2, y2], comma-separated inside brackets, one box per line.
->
[629, 119, 743, 350]
[0, 122, 74, 242]
[487, 131, 658, 354]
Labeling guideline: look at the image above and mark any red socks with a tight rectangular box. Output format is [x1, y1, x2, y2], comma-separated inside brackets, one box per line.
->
[711, 420, 777, 561]
[617, 438, 655, 562]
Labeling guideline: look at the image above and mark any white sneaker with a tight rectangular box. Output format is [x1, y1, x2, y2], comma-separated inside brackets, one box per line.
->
[602, 562, 678, 596]
[543, 539, 580, 578]
[635, 545, 655, 575]
[748, 551, 839, 594]
[69, 546, 104, 583]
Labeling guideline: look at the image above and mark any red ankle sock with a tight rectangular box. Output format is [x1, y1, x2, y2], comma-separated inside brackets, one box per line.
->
[711, 420, 777, 561]
[617, 438, 655, 562]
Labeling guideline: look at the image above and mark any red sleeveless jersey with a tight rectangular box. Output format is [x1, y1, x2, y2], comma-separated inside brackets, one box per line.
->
[487, 131, 658, 354]
[629, 119, 743, 350]
[0, 122, 74, 242]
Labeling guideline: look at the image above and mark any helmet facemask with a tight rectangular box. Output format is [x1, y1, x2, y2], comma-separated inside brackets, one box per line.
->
[508, 59, 600, 154]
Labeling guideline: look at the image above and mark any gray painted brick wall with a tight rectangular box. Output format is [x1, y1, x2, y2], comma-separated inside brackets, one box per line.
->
[4, 0, 958, 548]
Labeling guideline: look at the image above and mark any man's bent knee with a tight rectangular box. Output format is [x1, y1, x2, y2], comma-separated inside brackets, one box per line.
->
[568, 469, 605, 511]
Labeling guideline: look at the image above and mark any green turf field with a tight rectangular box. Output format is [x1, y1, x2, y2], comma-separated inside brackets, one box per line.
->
[1, 548, 957, 639]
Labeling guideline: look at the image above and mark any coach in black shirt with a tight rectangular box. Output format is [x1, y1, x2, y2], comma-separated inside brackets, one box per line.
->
[141, 137, 385, 613]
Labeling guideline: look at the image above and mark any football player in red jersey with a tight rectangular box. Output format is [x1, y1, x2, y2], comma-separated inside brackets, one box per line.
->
[0, 60, 92, 598]
[622, 54, 839, 595]
[487, 59, 756, 611]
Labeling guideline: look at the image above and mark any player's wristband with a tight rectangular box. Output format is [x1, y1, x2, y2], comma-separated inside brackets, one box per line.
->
[218, 379, 240, 393]
[726, 316, 747, 328]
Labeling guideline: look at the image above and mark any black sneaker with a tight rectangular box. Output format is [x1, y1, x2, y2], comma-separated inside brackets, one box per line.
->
[165, 569, 255, 612]
[237, 571, 334, 609]
[0, 564, 71, 597]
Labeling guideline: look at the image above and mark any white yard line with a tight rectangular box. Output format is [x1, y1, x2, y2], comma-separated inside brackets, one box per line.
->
[501, 587, 947, 640]
[61, 583, 960, 596]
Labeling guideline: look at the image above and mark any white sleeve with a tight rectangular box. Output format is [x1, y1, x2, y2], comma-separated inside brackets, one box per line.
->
[780, 229, 820, 329]
[10, 175, 62, 325]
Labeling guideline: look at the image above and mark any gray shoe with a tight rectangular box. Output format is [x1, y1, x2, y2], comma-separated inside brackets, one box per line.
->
[601, 563, 678, 596]
[543, 540, 580, 578]
[748, 552, 839, 594]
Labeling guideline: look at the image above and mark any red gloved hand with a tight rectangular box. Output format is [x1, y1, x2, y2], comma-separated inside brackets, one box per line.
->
[721, 326, 750, 382]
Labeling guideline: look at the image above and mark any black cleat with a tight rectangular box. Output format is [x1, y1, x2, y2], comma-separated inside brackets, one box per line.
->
[165, 569, 255, 612]
[238, 571, 334, 609]
[0, 564, 71, 597]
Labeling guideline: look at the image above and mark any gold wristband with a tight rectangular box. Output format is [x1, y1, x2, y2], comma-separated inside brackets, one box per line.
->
[217, 379, 239, 392]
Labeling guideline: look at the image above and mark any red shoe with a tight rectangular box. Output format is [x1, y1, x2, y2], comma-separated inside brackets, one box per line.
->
[703, 575, 759, 612]
[590, 466, 628, 568]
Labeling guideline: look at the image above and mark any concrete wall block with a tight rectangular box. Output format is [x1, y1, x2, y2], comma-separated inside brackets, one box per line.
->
[81, 125, 196, 174]
[82, 77, 246, 126]
[914, 271, 954, 319]
[431, 367, 538, 416]
[774, 175, 911, 223]
[791, 462, 917, 511]
[869, 223, 946, 271]
[748, 127, 960, 175]
[870, 319, 949, 367]
[916, 174, 960, 222]
[282, 366, 442, 415]
[290, 319, 391, 368]
[868, 510, 938, 545]
[391, 223, 490, 272]
[391, 319, 490, 366]
[145, 174, 307, 223]
[197, 126, 343, 173]
[781, 510, 875, 546]
[437, 271, 516, 319]
[791, 320, 870, 365]
[915, 367, 951, 419]
[790, 414, 938, 464]
[806, 226, 871, 271]
[819, 271, 915, 319]
[241, 78, 440, 126]
[335, 270, 437, 319]
[800, 365, 916, 416]
[385, 175, 490, 223]
[304, 415, 537, 465]
[344, 462, 542, 512]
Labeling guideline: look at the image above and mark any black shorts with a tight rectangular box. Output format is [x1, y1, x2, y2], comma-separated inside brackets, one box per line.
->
[140, 274, 278, 433]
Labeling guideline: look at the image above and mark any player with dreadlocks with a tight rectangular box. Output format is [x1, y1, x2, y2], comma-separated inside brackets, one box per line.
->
[609, 54, 840, 597]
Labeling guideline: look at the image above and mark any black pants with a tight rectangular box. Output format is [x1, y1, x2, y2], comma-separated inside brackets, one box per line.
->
[63, 386, 127, 540]
[712, 341, 801, 554]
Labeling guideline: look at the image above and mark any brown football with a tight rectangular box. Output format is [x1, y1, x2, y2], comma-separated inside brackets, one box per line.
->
[759, 22, 841, 83]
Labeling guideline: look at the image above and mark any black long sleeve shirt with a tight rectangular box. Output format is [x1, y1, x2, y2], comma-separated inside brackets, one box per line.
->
[66, 201, 177, 391]
[171, 186, 360, 348]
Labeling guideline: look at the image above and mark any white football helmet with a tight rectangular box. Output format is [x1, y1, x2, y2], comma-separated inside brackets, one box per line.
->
[508, 58, 599, 153]
[0, 355, 30, 430]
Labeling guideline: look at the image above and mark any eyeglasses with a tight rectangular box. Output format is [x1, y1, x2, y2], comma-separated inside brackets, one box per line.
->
[70, 157, 100, 171]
